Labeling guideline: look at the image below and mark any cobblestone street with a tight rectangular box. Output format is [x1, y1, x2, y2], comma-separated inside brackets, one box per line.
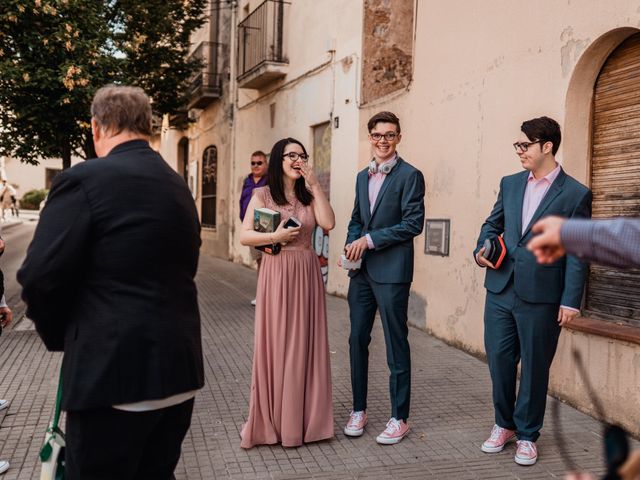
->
[0, 254, 631, 479]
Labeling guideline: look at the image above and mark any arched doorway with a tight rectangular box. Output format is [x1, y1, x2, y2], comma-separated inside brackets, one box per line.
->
[584, 32, 640, 326]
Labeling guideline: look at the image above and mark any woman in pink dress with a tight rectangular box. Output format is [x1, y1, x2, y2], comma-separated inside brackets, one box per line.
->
[239, 138, 335, 448]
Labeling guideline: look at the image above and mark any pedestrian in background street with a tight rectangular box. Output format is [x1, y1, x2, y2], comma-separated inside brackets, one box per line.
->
[18, 85, 203, 480]
[239, 137, 335, 449]
[341, 111, 425, 445]
[0, 181, 16, 222]
[474, 116, 592, 466]
[239, 150, 268, 306]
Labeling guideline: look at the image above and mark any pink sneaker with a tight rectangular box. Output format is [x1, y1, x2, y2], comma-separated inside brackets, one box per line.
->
[344, 411, 367, 437]
[481, 424, 516, 453]
[376, 418, 409, 445]
[514, 440, 538, 465]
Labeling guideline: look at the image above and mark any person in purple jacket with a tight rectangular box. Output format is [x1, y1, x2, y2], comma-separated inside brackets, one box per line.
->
[240, 151, 268, 306]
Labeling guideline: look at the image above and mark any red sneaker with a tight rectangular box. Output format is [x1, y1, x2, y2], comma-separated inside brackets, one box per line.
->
[514, 440, 538, 466]
[481, 424, 516, 453]
[376, 418, 409, 445]
[344, 410, 367, 437]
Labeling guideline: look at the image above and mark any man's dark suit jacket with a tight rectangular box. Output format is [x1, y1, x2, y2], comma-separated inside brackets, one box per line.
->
[18, 140, 204, 411]
[474, 168, 592, 307]
[346, 157, 425, 284]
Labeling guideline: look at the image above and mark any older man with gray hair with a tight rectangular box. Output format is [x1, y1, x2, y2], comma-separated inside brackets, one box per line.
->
[18, 85, 203, 479]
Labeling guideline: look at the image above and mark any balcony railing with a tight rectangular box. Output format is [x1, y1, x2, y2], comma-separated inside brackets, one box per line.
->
[187, 41, 223, 109]
[237, 0, 289, 89]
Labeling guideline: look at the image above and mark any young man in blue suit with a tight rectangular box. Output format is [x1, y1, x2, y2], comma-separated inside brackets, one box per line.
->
[341, 111, 425, 444]
[474, 116, 591, 466]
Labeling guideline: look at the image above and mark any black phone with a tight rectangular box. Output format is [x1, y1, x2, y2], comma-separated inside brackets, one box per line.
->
[284, 216, 301, 228]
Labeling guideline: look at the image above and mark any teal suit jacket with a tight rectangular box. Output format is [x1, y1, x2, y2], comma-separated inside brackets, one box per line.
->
[346, 157, 425, 284]
[474, 168, 592, 307]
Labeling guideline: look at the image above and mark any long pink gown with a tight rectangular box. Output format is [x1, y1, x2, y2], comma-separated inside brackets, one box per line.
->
[240, 187, 334, 448]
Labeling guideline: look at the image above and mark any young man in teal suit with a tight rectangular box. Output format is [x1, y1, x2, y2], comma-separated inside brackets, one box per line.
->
[341, 111, 425, 444]
[474, 116, 591, 466]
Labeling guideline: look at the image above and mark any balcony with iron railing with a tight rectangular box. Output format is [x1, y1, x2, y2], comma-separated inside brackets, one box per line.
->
[237, 0, 289, 89]
[187, 41, 223, 109]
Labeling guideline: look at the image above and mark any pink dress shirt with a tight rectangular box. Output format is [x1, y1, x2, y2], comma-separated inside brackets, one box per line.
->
[365, 156, 397, 249]
[522, 163, 561, 234]
[522, 164, 577, 312]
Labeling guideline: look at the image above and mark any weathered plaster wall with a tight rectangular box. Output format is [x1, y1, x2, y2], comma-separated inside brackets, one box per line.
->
[361, 0, 414, 104]
[373, 0, 640, 433]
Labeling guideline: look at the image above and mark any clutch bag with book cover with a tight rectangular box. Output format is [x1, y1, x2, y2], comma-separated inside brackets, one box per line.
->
[254, 207, 281, 255]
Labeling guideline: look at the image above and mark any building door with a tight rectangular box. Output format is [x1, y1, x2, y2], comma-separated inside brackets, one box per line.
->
[201, 145, 217, 228]
[313, 122, 331, 284]
[585, 32, 640, 327]
[178, 137, 189, 183]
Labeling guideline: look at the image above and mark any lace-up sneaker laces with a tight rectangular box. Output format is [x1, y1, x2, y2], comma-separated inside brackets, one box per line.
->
[514, 440, 538, 465]
[344, 410, 367, 437]
[0, 399, 9, 412]
[481, 424, 516, 453]
[0, 460, 9, 474]
[376, 417, 409, 445]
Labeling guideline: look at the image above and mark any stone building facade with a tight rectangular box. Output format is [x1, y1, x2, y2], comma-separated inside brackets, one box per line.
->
[158, 0, 640, 435]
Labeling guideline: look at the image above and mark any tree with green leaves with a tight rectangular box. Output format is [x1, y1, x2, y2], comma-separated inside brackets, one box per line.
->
[0, 0, 208, 169]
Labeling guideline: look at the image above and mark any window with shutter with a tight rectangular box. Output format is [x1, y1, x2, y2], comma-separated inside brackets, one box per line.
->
[585, 33, 640, 327]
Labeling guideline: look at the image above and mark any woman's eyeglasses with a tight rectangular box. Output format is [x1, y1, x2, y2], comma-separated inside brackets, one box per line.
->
[283, 152, 309, 162]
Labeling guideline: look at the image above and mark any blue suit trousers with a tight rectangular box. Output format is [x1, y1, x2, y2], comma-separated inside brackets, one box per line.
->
[348, 268, 411, 421]
[484, 279, 561, 441]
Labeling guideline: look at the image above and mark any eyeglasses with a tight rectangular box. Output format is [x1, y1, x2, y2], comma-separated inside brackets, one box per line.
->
[370, 132, 399, 142]
[513, 140, 542, 152]
[283, 152, 309, 162]
[251, 161, 263, 166]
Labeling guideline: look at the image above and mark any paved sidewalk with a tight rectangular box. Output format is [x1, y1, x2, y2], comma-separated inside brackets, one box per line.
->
[0, 255, 631, 479]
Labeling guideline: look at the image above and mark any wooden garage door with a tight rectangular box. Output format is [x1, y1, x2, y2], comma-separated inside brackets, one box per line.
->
[585, 32, 640, 327]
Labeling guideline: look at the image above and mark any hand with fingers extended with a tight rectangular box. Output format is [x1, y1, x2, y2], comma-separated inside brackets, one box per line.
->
[557, 306, 579, 326]
[344, 237, 369, 263]
[273, 219, 301, 245]
[475, 246, 495, 269]
[299, 162, 319, 188]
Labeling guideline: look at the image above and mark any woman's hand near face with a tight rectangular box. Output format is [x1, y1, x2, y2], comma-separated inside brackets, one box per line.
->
[299, 163, 318, 187]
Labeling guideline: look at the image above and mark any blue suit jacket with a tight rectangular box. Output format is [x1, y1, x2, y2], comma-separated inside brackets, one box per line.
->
[474, 168, 592, 307]
[346, 157, 425, 284]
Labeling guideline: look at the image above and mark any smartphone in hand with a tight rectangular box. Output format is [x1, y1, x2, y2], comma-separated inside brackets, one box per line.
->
[284, 216, 301, 228]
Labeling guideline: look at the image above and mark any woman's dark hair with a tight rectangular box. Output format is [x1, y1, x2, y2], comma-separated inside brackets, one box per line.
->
[267, 138, 313, 206]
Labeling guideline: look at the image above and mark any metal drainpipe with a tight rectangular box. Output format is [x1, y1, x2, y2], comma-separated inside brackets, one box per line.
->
[228, 0, 239, 259]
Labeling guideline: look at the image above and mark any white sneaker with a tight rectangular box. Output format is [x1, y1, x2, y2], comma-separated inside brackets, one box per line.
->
[0, 399, 9, 411]
[250, 299, 256, 306]
[0, 460, 9, 474]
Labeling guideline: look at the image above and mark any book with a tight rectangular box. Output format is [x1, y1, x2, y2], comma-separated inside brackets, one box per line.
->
[253, 207, 281, 255]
